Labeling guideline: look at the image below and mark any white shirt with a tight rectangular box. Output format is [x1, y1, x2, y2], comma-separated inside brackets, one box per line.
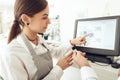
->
[80, 66, 120, 80]
[2, 34, 119, 80]
[118, 77, 120, 80]
[80, 66, 98, 80]
[3, 34, 73, 80]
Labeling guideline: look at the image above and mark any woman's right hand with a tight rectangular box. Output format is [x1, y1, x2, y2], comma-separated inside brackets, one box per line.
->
[72, 50, 90, 68]
[57, 52, 73, 70]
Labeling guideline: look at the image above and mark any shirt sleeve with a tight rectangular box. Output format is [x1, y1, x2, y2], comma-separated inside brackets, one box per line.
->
[80, 66, 98, 80]
[4, 55, 28, 80]
[48, 41, 73, 58]
[118, 77, 120, 80]
[43, 65, 63, 80]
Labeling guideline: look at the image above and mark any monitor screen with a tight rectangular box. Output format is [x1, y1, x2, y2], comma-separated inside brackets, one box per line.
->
[74, 16, 120, 56]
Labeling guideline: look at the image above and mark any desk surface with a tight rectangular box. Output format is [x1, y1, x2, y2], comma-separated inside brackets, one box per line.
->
[0, 39, 119, 80]
[61, 61, 119, 80]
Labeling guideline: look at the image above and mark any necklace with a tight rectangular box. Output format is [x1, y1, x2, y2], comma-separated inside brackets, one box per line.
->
[28, 38, 37, 41]
[27, 36, 38, 45]
[27, 36, 38, 42]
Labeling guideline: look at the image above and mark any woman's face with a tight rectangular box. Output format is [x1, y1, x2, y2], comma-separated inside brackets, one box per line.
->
[29, 5, 51, 33]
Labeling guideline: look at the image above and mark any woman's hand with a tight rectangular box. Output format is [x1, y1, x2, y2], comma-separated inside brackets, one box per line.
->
[70, 34, 88, 46]
[57, 51, 73, 70]
[118, 69, 120, 76]
[72, 50, 90, 68]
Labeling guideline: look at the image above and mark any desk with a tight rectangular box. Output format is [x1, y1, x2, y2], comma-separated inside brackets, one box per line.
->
[50, 40, 119, 80]
[60, 61, 119, 80]
[90, 62, 118, 80]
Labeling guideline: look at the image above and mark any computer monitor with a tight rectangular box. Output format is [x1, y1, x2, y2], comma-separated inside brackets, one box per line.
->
[73, 16, 120, 56]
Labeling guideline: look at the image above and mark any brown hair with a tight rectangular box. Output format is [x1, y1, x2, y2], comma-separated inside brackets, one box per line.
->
[8, 0, 48, 44]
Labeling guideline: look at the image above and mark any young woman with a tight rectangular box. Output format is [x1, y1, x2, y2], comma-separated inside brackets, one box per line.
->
[3, 0, 86, 80]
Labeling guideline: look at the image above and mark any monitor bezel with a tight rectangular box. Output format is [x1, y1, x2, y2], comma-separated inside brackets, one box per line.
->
[73, 16, 120, 56]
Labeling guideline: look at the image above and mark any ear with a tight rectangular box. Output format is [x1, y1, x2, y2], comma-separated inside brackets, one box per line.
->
[21, 14, 31, 25]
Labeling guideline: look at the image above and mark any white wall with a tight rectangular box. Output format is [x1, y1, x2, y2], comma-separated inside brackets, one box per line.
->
[52, 0, 120, 42]
[51, 1, 120, 79]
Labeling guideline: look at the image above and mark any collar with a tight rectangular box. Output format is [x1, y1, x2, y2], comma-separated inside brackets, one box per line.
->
[30, 34, 44, 49]
[17, 33, 45, 49]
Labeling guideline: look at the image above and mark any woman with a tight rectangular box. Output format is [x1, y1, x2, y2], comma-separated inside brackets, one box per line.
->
[4, 0, 86, 80]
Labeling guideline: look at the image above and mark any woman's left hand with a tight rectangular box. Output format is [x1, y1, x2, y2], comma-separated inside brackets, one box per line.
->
[70, 34, 88, 46]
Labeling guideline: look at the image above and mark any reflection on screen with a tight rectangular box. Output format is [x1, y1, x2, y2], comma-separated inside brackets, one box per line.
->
[76, 19, 116, 50]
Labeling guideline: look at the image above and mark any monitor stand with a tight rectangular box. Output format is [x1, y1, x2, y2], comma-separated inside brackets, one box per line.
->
[86, 53, 120, 68]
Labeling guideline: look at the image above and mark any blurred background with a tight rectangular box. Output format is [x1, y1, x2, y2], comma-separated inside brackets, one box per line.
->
[0, 0, 120, 80]
[0, 0, 120, 43]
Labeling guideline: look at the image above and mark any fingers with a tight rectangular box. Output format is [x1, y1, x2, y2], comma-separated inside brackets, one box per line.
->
[79, 41, 86, 46]
[72, 51, 77, 59]
[65, 51, 73, 58]
[64, 51, 74, 65]
[76, 51, 84, 58]
[73, 50, 86, 57]
[63, 50, 86, 68]
[57, 55, 73, 70]
[82, 34, 89, 39]
[69, 61, 73, 65]
[65, 56, 73, 66]
[82, 52, 86, 56]
[118, 70, 120, 76]
[80, 34, 89, 41]
[79, 35, 88, 46]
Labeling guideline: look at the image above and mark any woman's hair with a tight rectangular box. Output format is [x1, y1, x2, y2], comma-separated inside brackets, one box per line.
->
[8, 0, 48, 44]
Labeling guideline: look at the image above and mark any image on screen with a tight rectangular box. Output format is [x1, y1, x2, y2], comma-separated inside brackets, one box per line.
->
[76, 19, 117, 50]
